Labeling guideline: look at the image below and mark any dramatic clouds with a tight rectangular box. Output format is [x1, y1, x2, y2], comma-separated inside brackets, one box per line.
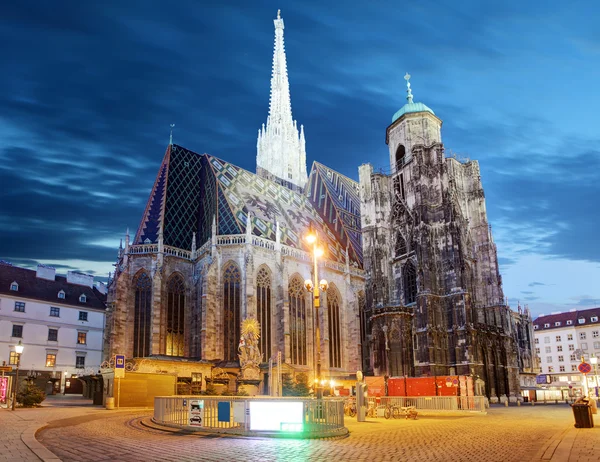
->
[1, 0, 599, 317]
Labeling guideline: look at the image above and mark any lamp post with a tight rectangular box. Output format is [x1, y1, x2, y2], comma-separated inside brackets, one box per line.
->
[591, 355, 599, 398]
[304, 224, 328, 400]
[12, 340, 24, 411]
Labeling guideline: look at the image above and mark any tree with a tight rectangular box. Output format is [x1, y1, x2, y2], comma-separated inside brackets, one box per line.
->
[294, 373, 311, 397]
[17, 381, 46, 407]
[282, 374, 296, 396]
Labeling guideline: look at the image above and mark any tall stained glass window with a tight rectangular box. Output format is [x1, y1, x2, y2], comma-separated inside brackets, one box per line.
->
[327, 287, 342, 368]
[289, 277, 307, 366]
[166, 274, 185, 356]
[256, 266, 272, 361]
[404, 260, 417, 304]
[133, 271, 152, 357]
[223, 263, 241, 361]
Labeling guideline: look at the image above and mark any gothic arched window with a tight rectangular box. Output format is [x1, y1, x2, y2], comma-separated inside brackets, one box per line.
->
[166, 274, 185, 357]
[396, 144, 406, 169]
[403, 260, 418, 305]
[133, 271, 152, 358]
[256, 266, 272, 361]
[223, 263, 241, 362]
[289, 277, 307, 366]
[327, 287, 342, 369]
[395, 232, 407, 257]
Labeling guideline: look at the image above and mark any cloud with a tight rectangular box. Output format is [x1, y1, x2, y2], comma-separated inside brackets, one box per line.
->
[529, 282, 546, 287]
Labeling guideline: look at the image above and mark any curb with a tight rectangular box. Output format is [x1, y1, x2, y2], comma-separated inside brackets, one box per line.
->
[21, 423, 61, 462]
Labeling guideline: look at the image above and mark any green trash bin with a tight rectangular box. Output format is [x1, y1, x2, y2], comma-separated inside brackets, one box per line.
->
[572, 403, 594, 428]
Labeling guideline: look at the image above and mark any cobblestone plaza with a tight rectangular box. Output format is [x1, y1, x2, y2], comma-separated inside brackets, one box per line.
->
[1, 397, 599, 461]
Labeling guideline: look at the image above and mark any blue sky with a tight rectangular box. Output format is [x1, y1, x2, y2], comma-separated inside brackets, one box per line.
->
[1, 0, 598, 318]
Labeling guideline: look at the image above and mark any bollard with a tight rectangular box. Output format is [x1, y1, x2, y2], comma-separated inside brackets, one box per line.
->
[504, 400, 509, 407]
[517, 400, 521, 407]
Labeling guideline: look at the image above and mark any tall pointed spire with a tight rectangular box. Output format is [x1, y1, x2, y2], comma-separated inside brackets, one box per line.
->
[169, 123, 175, 145]
[256, 10, 308, 192]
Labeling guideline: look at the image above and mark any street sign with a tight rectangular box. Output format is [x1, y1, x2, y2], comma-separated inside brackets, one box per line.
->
[578, 362, 592, 374]
[0, 366, 13, 373]
[114, 354, 125, 378]
[445, 377, 453, 388]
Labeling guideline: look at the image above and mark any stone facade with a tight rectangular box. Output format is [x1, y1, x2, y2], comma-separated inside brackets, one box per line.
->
[104, 227, 364, 391]
[358, 83, 535, 401]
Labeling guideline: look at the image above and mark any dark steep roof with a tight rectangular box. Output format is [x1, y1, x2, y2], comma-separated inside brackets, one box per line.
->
[0, 263, 107, 310]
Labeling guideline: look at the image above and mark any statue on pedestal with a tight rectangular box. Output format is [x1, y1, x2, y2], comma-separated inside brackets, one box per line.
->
[238, 318, 262, 381]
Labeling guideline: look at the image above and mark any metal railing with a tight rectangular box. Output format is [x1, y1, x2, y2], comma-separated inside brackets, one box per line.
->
[363, 396, 487, 415]
[154, 396, 347, 437]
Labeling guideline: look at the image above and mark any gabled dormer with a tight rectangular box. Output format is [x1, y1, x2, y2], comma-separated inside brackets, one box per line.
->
[10, 281, 18, 291]
[79, 294, 87, 303]
[58, 290, 66, 299]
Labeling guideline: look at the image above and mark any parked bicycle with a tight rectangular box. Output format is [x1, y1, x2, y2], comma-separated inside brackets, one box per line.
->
[344, 399, 357, 417]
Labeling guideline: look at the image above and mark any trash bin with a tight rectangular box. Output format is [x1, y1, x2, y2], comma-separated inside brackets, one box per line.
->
[105, 397, 115, 410]
[572, 403, 594, 428]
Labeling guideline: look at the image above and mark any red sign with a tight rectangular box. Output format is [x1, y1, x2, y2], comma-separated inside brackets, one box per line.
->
[578, 362, 592, 374]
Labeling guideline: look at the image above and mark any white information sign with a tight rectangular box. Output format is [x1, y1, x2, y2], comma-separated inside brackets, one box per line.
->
[188, 399, 204, 427]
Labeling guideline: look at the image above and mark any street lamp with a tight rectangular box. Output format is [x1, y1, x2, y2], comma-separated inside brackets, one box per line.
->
[590, 355, 599, 398]
[12, 340, 24, 411]
[304, 224, 328, 400]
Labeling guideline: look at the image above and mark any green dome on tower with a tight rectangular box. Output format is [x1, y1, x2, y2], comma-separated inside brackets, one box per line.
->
[392, 73, 435, 123]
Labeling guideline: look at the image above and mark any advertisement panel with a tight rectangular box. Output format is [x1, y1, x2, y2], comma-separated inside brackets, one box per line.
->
[248, 401, 303, 432]
[0, 376, 8, 405]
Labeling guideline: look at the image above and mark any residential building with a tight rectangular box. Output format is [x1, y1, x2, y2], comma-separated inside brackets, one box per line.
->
[533, 307, 600, 400]
[0, 262, 107, 395]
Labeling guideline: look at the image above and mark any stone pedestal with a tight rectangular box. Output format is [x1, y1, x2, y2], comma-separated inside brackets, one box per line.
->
[237, 379, 261, 396]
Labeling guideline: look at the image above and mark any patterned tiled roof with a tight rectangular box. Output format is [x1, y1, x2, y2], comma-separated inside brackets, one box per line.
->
[306, 161, 362, 264]
[134, 146, 170, 245]
[0, 263, 106, 310]
[133, 144, 363, 266]
[533, 308, 600, 331]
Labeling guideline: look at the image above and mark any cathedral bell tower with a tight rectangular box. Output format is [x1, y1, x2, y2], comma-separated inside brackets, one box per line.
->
[256, 10, 308, 192]
[386, 73, 442, 172]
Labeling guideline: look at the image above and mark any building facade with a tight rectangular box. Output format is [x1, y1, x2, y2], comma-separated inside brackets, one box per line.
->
[0, 262, 106, 397]
[104, 12, 365, 394]
[358, 76, 536, 402]
[533, 307, 600, 399]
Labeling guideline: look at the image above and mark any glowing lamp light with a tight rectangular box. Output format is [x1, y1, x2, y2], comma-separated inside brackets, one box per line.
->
[304, 280, 314, 292]
[314, 246, 324, 258]
[330, 380, 335, 388]
[305, 233, 316, 244]
[319, 279, 329, 291]
[15, 341, 24, 354]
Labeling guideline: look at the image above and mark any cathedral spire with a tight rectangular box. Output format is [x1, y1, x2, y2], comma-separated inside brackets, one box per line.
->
[256, 10, 308, 192]
[269, 10, 292, 125]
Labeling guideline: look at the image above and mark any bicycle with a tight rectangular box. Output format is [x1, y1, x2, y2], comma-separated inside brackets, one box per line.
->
[344, 399, 357, 417]
[366, 402, 377, 418]
[384, 403, 402, 419]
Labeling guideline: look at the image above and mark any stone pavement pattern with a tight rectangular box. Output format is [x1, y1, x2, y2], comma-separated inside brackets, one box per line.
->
[32, 406, 600, 462]
[0, 396, 107, 462]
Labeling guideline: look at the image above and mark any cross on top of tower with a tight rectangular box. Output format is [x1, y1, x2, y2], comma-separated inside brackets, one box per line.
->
[404, 72, 413, 104]
[277, 9, 281, 19]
